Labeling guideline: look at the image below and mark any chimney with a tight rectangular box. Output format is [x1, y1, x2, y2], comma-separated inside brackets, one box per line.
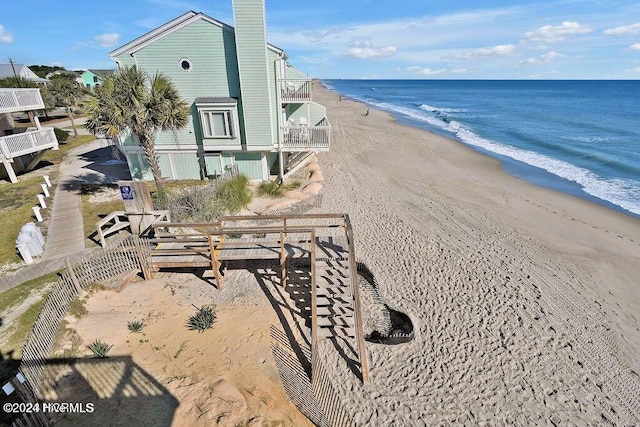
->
[232, 0, 274, 148]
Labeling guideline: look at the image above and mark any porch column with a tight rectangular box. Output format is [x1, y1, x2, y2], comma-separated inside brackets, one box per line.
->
[1, 156, 17, 183]
[278, 149, 284, 183]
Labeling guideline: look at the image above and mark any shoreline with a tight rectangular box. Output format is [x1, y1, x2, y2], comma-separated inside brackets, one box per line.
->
[312, 80, 640, 423]
[320, 80, 640, 220]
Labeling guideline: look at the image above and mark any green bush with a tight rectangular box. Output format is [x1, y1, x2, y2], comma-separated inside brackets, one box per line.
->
[53, 127, 70, 142]
[217, 175, 251, 213]
[256, 179, 301, 198]
[127, 320, 145, 333]
[158, 175, 252, 222]
[186, 305, 216, 333]
[87, 340, 113, 358]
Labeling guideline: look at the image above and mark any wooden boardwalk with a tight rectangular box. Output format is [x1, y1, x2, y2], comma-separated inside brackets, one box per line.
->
[148, 214, 369, 383]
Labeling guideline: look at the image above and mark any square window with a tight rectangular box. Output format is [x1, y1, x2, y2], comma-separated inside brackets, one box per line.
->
[201, 111, 233, 138]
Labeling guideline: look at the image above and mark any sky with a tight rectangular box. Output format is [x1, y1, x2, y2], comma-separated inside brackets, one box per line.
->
[1, 0, 640, 79]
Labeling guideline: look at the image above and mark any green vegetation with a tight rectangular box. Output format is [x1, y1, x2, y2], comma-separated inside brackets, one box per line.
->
[186, 305, 217, 333]
[216, 175, 252, 212]
[0, 272, 58, 357]
[53, 127, 70, 142]
[67, 297, 88, 318]
[127, 320, 145, 333]
[85, 67, 188, 196]
[87, 340, 113, 358]
[0, 271, 59, 315]
[256, 179, 301, 198]
[158, 175, 252, 222]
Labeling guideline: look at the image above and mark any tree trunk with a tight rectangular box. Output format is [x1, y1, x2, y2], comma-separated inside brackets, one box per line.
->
[138, 132, 165, 197]
[68, 108, 78, 137]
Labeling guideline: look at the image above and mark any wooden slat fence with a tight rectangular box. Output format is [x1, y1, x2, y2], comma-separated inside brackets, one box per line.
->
[19, 237, 153, 398]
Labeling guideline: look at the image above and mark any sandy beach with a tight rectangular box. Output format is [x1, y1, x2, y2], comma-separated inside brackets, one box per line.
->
[36, 81, 640, 426]
[311, 81, 640, 425]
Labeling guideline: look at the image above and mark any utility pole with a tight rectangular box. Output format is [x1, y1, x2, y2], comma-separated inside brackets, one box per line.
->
[8, 58, 21, 87]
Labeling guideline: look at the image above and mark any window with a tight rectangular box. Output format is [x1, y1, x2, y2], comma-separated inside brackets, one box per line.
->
[201, 111, 233, 138]
[93, 76, 98, 83]
[179, 58, 192, 72]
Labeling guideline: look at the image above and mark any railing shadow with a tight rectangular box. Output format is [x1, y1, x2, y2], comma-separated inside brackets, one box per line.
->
[3, 355, 178, 426]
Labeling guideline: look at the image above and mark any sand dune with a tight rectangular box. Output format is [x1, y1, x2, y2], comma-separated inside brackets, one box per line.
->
[313, 81, 640, 425]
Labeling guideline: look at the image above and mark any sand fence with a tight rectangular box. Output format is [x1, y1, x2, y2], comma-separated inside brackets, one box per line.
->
[18, 237, 153, 399]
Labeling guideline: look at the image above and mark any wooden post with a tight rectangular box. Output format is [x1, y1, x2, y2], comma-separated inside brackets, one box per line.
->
[310, 229, 318, 372]
[280, 231, 286, 288]
[65, 258, 82, 293]
[208, 234, 221, 289]
[133, 237, 152, 280]
[344, 216, 369, 383]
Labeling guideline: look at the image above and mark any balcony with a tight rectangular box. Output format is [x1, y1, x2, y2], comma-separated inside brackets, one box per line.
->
[280, 79, 311, 103]
[0, 127, 58, 159]
[0, 88, 45, 114]
[281, 118, 331, 151]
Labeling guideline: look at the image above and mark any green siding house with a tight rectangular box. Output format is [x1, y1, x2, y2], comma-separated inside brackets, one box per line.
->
[109, 0, 331, 182]
[80, 69, 113, 89]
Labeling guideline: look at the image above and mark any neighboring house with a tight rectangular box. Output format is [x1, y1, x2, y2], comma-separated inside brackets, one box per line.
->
[0, 64, 50, 85]
[80, 69, 114, 89]
[45, 69, 82, 83]
[109, 0, 331, 182]
[0, 88, 59, 182]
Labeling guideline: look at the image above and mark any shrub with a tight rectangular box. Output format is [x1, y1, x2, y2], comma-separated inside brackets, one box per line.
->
[53, 127, 70, 142]
[87, 339, 113, 358]
[186, 305, 216, 333]
[257, 179, 301, 198]
[217, 175, 251, 213]
[157, 174, 252, 222]
[127, 320, 145, 333]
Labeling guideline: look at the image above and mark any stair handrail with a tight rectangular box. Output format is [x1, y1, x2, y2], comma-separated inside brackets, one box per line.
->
[343, 214, 370, 383]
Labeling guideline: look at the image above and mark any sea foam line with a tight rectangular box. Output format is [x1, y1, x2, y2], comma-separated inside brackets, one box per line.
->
[364, 98, 640, 216]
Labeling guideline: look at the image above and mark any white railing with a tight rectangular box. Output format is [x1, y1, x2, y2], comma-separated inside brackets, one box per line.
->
[0, 127, 58, 159]
[0, 88, 45, 114]
[281, 123, 331, 150]
[280, 79, 311, 102]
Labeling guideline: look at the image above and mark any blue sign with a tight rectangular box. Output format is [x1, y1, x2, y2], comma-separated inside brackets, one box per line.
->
[120, 185, 134, 200]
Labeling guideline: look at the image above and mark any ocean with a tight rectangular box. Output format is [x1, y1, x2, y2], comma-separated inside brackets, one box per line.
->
[323, 80, 640, 218]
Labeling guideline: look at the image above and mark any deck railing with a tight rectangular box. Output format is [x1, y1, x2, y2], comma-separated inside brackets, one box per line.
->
[0, 127, 58, 159]
[280, 79, 311, 102]
[0, 88, 45, 114]
[281, 119, 331, 150]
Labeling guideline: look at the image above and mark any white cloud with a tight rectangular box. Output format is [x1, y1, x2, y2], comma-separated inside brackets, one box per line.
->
[451, 68, 468, 74]
[524, 21, 592, 42]
[406, 66, 446, 75]
[452, 44, 516, 60]
[630, 43, 640, 50]
[521, 51, 565, 65]
[0, 24, 14, 43]
[344, 40, 397, 59]
[625, 67, 640, 73]
[94, 33, 120, 48]
[603, 23, 640, 36]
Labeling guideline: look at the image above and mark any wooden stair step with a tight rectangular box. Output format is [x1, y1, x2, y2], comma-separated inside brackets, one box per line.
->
[317, 306, 354, 317]
[317, 326, 356, 339]
[317, 316, 354, 327]
[316, 287, 351, 296]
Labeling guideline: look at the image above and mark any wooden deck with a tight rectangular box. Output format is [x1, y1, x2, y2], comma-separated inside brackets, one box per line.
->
[147, 214, 369, 383]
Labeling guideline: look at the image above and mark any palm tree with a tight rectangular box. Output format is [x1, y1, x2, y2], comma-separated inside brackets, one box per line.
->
[48, 77, 82, 136]
[84, 66, 188, 195]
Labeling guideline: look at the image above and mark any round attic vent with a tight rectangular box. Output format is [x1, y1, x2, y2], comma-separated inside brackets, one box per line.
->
[180, 58, 192, 72]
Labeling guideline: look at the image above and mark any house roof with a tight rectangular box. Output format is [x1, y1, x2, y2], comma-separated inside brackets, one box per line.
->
[0, 64, 50, 83]
[86, 69, 114, 78]
[45, 70, 81, 79]
[110, 11, 285, 59]
[194, 97, 237, 105]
